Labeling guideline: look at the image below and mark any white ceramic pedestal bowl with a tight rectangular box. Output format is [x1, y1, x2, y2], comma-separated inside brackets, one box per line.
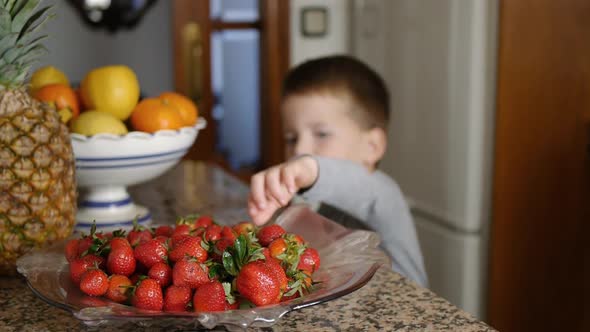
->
[71, 118, 206, 233]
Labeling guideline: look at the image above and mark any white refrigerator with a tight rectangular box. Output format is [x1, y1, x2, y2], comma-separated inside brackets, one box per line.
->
[351, 0, 499, 319]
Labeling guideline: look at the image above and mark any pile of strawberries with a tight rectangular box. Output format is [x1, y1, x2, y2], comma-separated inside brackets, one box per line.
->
[65, 215, 320, 312]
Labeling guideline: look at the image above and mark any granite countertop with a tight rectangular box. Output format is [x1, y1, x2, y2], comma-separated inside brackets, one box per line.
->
[0, 161, 497, 331]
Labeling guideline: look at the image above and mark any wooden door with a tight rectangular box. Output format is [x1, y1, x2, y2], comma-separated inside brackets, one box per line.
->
[488, 1, 589, 331]
[171, 0, 289, 179]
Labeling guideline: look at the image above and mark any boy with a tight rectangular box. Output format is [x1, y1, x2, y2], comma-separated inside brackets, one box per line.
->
[248, 56, 427, 287]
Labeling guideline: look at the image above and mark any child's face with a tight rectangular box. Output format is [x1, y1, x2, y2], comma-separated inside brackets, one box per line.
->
[281, 93, 379, 171]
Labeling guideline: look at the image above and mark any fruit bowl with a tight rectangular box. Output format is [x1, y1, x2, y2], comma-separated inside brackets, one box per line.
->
[70, 118, 206, 232]
[16, 205, 390, 331]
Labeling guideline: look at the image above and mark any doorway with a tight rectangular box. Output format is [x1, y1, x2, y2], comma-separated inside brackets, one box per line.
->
[171, 0, 290, 181]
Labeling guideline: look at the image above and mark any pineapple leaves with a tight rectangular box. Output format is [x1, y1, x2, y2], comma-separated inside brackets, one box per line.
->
[18, 5, 52, 40]
[4, 0, 18, 14]
[11, 0, 41, 33]
[0, 8, 10, 35]
[3, 35, 46, 63]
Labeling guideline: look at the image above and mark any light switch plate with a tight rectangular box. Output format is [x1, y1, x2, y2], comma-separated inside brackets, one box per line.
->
[301, 7, 328, 37]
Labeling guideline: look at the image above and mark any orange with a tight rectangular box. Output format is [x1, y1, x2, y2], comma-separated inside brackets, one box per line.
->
[159, 91, 198, 126]
[80, 65, 140, 120]
[33, 83, 80, 119]
[130, 98, 184, 133]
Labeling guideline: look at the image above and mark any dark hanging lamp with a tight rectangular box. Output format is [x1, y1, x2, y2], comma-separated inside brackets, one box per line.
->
[67, 0, 157, 33]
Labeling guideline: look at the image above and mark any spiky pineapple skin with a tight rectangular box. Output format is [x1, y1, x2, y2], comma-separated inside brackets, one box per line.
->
[0, 88, 76, 275]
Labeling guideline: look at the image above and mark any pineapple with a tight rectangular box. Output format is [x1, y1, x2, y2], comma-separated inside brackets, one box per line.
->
[0, 0, 76, 275]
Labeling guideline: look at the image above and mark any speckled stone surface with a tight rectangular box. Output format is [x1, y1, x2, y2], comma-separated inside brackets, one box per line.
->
[0, 162, 497, 331]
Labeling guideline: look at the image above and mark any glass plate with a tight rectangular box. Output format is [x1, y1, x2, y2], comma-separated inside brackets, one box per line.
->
[16, 204, 390, 331]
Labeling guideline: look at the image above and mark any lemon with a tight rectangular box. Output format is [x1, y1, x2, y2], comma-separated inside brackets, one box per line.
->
[70, 110, 129, 136]
[29, 66, 70, 94]
[80, 65, 140, 121]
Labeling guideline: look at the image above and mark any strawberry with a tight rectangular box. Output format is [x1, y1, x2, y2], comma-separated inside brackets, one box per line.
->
[127, 220, 153, 247]
[257, 224, 286, 247]
[172, 258, 210, 289]
[134, 239, 168, 269]
[266, 259, 288, 295]
[153, 235, 170, 245]
[148, 262, 172, 287]
[107, 238, 136, 276]
[105, 274, 132, 303]
[131, 278, 164, 311]
[79, 269, 109, 296]
[204, 224, 222, 242]
[154, 225, 174, 237]
[169, 236, 207, 263]
[195, 215, 214, 229]
[268, 238, 287, 259]
[220, 226, 237, 242]
[70, 254, 105, 284]
[236, 260, 282, 306]
[193, 280, 228, 312]
[232, 221, 255, 236]
[64, 238, 80, 262]
[297, 247, 321, 273]
[212, 238, 234, 262]
[163, 285, 192, 312]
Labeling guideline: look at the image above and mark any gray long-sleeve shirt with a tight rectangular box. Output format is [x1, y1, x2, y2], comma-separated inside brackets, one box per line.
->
[301, 156, 428, 287]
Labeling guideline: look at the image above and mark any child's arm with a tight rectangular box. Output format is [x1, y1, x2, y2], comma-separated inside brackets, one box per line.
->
[248, 155, 319, 225]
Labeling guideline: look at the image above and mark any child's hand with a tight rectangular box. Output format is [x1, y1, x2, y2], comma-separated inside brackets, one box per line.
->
[248, 155, 319, 225]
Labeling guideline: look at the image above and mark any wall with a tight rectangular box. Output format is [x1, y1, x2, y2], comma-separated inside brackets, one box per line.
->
[35, 0, 173, 96]
[289, 0, 351, 66]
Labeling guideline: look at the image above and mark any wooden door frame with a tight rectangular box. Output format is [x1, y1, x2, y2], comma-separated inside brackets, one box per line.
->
[171, 0, 290, 174]
[488, 1, 589, 331]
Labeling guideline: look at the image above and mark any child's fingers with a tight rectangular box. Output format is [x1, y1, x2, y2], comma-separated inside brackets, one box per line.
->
[250, 172, 267, 209]
[281, 164, 297, 194]
[265, 167, 291, 206]
[249, 195, 280, 226]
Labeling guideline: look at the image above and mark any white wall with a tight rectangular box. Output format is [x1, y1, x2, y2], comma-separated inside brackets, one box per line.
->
[290, 0, 351, 66]
[35, 0, 173, 96]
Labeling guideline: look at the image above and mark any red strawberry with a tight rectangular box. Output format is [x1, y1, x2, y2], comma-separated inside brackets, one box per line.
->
[153, 235, 170, 245]
[127, 222, 153, 247]
[154, 225, 174, 237]
[268, 238, 287, 259]
[297, 247, 321, 273]
[148, 262, 172, 287]
[169, 236, 207, 263]
[212, 238, 234, 262]
[257, 224, 286, 247]
[105, 274, 132, 303]
[131, 278, 163, 311]
[266, 259, 288, 295]
[134, 239, 168, 269]
[79, 269, 109, 296]
[193, 280, 227, 312]
[232, 221, 255, 236]
[163, 285, 192, 312]
[70, 254, 105, 284]
[236, 260, 282, 306]
[195, 215, 214, 229]
[172, 258, 210, 289]
[204, 224, 222, 242]
[65, 238, 80, 262]
[220, 226, 237, 242]
[107, 238, 136, 276]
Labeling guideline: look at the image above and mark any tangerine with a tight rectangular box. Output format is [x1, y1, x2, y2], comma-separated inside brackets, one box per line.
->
[33, 83, 80, 119]
[130, 98, 184, 133]
[159, 92, 198, 126]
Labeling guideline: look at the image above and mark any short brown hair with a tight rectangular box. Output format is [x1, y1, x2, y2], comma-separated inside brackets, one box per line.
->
[282, 55, 390, 131]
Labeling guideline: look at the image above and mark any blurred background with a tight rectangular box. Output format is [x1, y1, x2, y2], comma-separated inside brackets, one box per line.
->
[36, 1, 588, 331]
